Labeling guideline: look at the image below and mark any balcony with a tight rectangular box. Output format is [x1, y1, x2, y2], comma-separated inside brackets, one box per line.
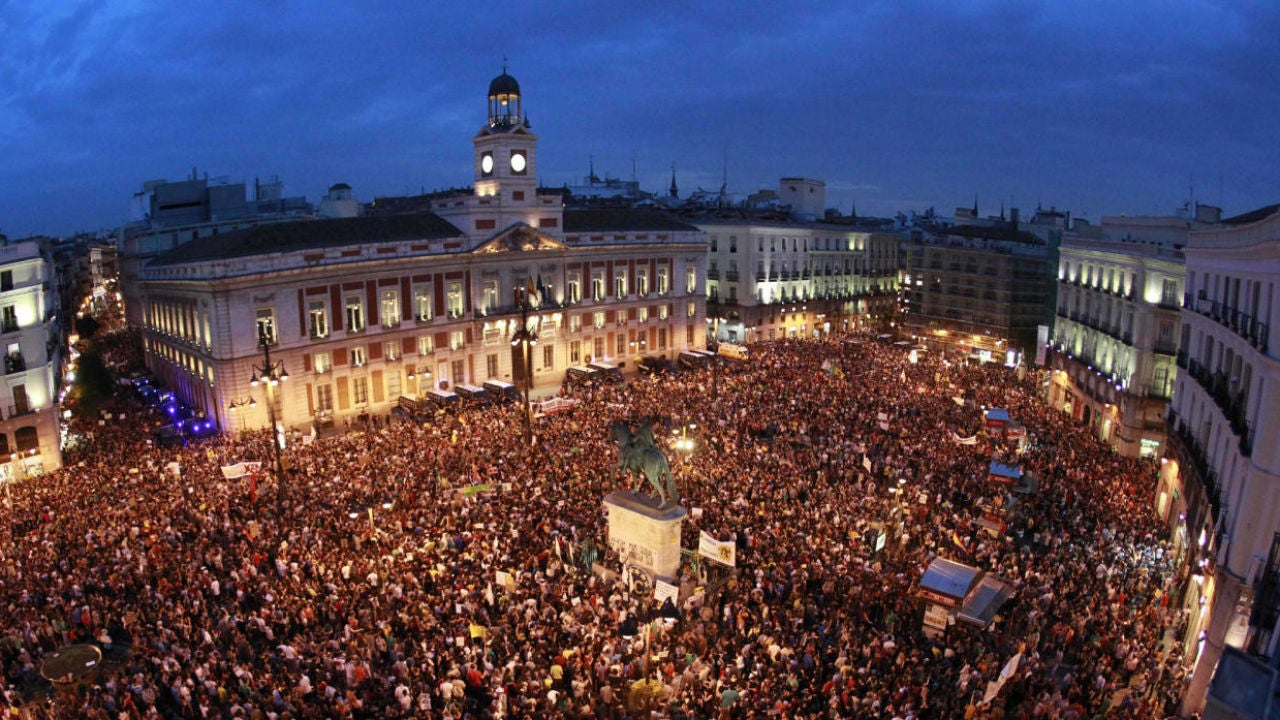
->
[3, 353, 25, 375]
[0, 320, 17, 334]
[1153, 340, 1178, 356]
[6, 403, 33, 418]
[1185, 293, 1270, 353]
[706, 269, 721, 280]
[1167, 409, 1222, 527]
[1186, 358, 1254, 459]
[724, 271, 740, 282]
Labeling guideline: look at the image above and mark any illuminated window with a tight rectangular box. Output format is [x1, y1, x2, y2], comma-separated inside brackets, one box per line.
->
[380, 290, 399, 327]
[656, 268, 669, 295]
[255, 308, 276, 345]
[353, 376, 368, 404]
[308, 301, 328, 338]
[450, 330, 465, 350]
[570, 340, 581, 364]
[569, 314, 582, 333]
[345, 295, 365, 332]
[614, 270, 627, 299]
[637, 269, 649, 296]
[567, 273, 582, 303]
[591, 272, 605, 301]
[446, 283, 464, 318]
[685, 267, 697, 294]
[417, 336, 435, 355]
[384, 340, 400, 361]
[314, 352, 332, 374]
[351, 346, 367, 367]
[593, 312, 605, 329]
[414, 286, 433, 321]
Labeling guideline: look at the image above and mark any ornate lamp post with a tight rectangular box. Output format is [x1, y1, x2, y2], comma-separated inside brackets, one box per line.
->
[249, 327, 289, 513]
[512, 294, 538, 445]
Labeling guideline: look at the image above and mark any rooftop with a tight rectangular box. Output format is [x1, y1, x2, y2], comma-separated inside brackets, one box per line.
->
[149, 213, 463, 266]
[563, 208, 701, 234]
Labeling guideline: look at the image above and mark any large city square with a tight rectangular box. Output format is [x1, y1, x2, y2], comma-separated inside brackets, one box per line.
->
[0, 318, 1189, 719]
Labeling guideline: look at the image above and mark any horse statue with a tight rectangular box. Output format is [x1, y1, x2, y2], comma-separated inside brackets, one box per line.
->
[610, 421, 679, 506]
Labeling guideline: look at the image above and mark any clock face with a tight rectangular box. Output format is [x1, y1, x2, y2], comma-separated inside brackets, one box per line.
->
[510, 151, 527, 173]
[481, 153, 494, 175]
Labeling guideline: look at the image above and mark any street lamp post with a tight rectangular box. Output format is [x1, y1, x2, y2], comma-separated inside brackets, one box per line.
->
[249, 327, 289, 514]
[512, 295, 538, 446]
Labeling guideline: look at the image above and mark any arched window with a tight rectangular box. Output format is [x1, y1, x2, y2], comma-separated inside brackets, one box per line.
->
[14, 426, 38, 453]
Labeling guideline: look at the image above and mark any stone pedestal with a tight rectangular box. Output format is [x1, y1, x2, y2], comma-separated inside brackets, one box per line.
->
[604, 490, 686, 587]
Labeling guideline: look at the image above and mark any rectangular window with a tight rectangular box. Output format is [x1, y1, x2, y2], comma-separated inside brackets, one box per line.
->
[417, 335, 435, 355]
[414, 286, 433, 321]
[638, 306, 649, 323]
[542, 344, 554, 369]
[570, 340, 581, 364]
[656, 267, 669, 295]
[345, 295, 365, 332]
[591, 272, 605, 301]
[658, 327, 667, 349]
[686, 326, 694, 345]
[353, 376, 368, 404]
[486, 353, 498, 379]
[450, 330, 465, 350]
[687, 301, 696, 318]
[637, 269, 649, 296]
[615, 334, 626, 356]
[614, 270, 627, 298]
[351, 346, 367, 367]
[380, 290, 399, 327]
[567, 273, 582, 304]
[256, 308, 276, 345]
[308, 301, 329, 338]
[659, 303, 669, 320]
[593, 311, 605, 329]
[315, 384, 334, 412]
[446, 282, 465, 318]
[1161, 279, 1179, 306]
[569, 314, 582, 332]
[451, 359, 465, 384]
[0, 271, 11, 292]
[482, 280, 499, 315]
[594, 337, 605, 361]
[384, 340, 400, 361]
[686, 266, 697, 294]
[314, 352, 332, 374]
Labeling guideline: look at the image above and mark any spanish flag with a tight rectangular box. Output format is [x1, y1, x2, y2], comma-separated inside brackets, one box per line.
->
[951, 530, 971, 556]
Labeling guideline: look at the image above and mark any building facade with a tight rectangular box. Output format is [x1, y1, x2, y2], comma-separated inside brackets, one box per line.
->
[697, 192, 899, 343]
[1048, 216, 1194, 457]
[133, 72, 708, 435]
[0, 239, 63, 480]
[1151, 205, 1280, 714]
[902, 220, 1055, 362]
[119, 174, 312, 327]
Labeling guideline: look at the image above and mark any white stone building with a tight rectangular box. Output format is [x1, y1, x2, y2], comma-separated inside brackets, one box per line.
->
[1152, 204, 1280, 714]
[697, 192, 899, 344]
[1048, 212, 1203, 457]
[0, 239, 62, 480]
[133, 71, 708, 435]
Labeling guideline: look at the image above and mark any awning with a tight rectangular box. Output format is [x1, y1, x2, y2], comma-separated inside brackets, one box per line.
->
[918, 558, 982, 609]
[957, 574, 1014, 627]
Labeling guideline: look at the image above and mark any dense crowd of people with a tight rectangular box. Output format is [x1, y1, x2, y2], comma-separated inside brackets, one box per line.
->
[0, 323, 1194, 719]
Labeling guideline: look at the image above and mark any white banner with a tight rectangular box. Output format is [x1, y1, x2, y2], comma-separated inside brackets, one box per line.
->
[698, 531, 736, 567]
[219, 462, 263, 480]
[654, 579, 679, 604]
[950, 432, 978, 445]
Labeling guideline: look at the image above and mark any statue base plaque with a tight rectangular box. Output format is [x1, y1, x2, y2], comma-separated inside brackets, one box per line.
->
[604, 490, 686, 587]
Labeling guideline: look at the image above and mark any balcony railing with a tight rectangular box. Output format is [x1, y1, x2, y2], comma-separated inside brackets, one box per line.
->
[1184, 292, 1270, 353]
[1153, 341, 1178, 356]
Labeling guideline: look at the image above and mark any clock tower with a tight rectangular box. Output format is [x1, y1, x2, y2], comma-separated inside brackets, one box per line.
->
[474, 67, 538, 204]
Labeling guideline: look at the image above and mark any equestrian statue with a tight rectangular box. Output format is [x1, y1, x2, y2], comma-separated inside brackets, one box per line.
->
[610, 420, 679, 506]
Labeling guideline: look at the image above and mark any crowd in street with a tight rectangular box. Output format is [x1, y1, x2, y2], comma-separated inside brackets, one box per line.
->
[0, 327, 1193, 719]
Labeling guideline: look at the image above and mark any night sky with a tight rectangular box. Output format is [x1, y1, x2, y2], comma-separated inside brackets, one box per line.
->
[2, 1, 1278, 238]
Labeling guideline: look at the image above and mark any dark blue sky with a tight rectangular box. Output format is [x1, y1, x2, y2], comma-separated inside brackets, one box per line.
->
[2, 1, 1277, 238]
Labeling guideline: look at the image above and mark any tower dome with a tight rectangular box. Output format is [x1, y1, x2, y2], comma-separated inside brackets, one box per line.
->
[487, 68, 522, 129]
[488, 72, 520, 96]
